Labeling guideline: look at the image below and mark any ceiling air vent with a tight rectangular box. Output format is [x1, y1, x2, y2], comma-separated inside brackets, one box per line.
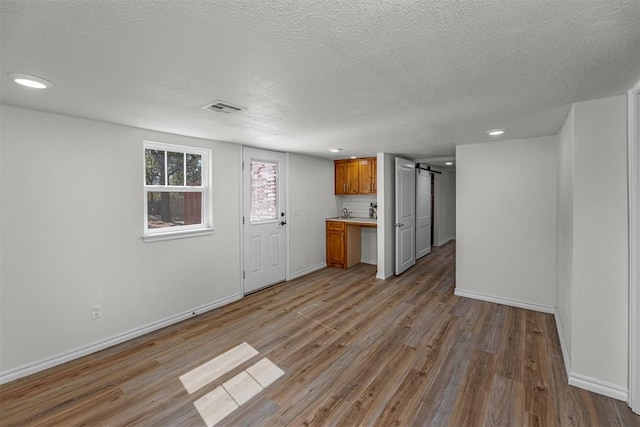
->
[201, 100, 246, 114]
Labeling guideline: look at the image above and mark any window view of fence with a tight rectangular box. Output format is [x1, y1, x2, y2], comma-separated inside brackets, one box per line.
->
[147, 192, 202, 228]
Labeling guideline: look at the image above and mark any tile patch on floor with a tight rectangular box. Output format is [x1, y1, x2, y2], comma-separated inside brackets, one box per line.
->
[193, 386, 238, 427]
[180, 343, 286, 426]
[246, 358, 285, 388]
[222, 370, 263, 405]
[180, 342, 259, 394]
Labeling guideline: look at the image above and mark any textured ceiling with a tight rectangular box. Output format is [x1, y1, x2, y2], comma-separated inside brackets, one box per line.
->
[1, 0, 639, 159]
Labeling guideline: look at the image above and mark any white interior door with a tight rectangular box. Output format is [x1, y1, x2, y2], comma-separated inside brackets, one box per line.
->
[243, 147, 286, 294]
[416, 168, 432, 259]
[395, 157, 416, 275]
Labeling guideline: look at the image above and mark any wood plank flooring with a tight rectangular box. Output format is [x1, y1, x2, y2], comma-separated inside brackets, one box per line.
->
[1, 242, 638, 426]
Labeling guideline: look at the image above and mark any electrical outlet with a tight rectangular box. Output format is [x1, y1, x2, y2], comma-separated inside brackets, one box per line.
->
[90, 304, 102, 320]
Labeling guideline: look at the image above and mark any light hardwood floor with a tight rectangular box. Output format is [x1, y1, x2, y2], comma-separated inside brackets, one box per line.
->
[1, 242, 638, 426]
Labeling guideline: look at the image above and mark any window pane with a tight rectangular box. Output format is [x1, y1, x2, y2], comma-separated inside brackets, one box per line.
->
[168, 152, 184, 186]
[145, 149, 165, 185]
[186, 153, 202, 186]
[147, 192, 202, 228]
[250, 160, 278, 222]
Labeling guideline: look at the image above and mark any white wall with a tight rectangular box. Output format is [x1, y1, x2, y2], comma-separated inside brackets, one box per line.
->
[287, 153, 336, 279]
[556, 105, 575, 366]
[456, 136, 558, 311]
[0, 105, 242, 380]
[376, 153, 395, 279]
[434, 170, 456, 246]
[0, 106, 335, 382]
[570, 95, 628, 393]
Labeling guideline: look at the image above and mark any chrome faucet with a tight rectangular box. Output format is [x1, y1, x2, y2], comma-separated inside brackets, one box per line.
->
[342, 208, 350, 218]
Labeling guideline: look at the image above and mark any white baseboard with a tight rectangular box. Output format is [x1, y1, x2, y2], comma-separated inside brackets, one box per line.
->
[361, 258, 377, 265]
[553, 310, 572, 379]
[435, 236, 455, 247]
[553, 310, 628, 402]
[569, 372, 628, 401]
[457, 290, 628, 401]
[376, 270, 394, 280]
[454, 288, 555, 314]
[287, 263, 326, 281]
[553, 310, 628, 401]
[0, 293, 242, 385]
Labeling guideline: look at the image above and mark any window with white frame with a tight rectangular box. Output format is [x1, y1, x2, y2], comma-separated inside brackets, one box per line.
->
[143, 141, 212, 240]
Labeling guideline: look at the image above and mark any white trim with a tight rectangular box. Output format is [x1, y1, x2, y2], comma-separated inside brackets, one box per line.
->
[454, 288, 555, 314]
[456, 292, 628, 401]
[360, 257, 377, 265]
[553, 310, 627, 401]
[0, 293, 242, 385]
[629, 79, 640, 413]
[238, 146, 245, 296]
[435, 236, 455, 247]
[376, 271, 395, 280]
[287, 263, 327, 281]
[553, 310, 572, 381]
[569, 372, 628, 402]
[142, 227, 214, 242]
[285, 153, 291, 282]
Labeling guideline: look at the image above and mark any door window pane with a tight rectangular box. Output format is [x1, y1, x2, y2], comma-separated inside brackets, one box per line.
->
[250, 160, 278, 222]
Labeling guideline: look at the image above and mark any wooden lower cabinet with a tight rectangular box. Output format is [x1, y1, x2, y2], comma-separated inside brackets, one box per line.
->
[326, 222, 346, 267]
[326, 221, 362, 269]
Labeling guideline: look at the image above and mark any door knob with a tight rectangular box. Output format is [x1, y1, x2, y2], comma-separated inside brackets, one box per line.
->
[280, 221, 287, 226]
[395, 223, 405, 227]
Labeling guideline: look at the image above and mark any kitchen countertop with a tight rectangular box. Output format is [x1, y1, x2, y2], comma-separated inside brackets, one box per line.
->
[326, 217, 377, 226]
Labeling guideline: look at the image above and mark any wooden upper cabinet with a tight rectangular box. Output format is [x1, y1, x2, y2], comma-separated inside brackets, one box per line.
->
[371, 158, 377, 192]
[358, 158, 377, 194]
[346, 161, 359, 194]
[335, 160, 349, 195]
[335, 157, 376, 195]
[335, 159, 360, 194]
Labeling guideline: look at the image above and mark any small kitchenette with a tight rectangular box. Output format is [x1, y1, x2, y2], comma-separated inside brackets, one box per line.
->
[327, 157, 378, 269]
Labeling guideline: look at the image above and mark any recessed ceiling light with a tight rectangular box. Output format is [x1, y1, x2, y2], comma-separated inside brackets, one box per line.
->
[8, 73, 53, 89]
[329, 148, 342, 153]
[487, 129, 505, 136]
[445, 162, 453, 165]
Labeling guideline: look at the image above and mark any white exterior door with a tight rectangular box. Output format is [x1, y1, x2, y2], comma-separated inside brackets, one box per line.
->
[416, 169, 432, 259]
[395, 157, 416, 275]
[243, 147, 287, 294]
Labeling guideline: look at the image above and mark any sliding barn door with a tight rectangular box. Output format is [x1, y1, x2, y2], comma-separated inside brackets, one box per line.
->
[416, 168, 432, 259]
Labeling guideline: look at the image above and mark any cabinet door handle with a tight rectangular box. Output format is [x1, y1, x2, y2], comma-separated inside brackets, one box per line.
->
[343, 183, 346, 192]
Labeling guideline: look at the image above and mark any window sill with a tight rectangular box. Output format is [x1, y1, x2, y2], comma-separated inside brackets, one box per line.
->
[142, 227, 215, 243]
